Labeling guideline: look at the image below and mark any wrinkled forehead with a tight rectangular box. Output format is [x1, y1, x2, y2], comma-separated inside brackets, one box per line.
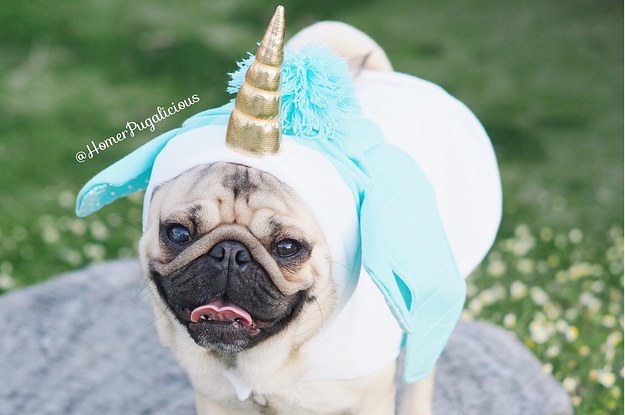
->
[149, 161, 311, 225]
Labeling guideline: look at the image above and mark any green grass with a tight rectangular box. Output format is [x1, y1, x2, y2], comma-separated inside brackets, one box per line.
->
[0, 0, 622, 413]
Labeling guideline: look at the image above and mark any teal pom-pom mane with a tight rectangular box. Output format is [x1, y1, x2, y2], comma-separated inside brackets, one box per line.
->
[228, 45, 360, 140]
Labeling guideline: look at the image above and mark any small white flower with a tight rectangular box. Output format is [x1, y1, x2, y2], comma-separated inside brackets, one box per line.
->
[478, 290, 497, 306]
[530, 286, 549, 306]
[510, 281, 527, 299]
[565, 308, 579, 320]
[565, 326, 579, 342]
[468, 298, 483, 315]
[568, 228, 583, 244]
[591, 280, 605, 293]
[516, 258, 535, 274]
[544, 302, 561, 320]
[555, 319, 568, 333]
[89, 221, 110, 241]
[0, 275, 15, 290]
[487, 258, 507, 277]
[530, 319, 551, 344]
[503, 313, 517, 328]
[562, 377, 577, 392]
[602, 314, 616, 328]
[68, 219, 87, 236]
[579, 292, 601, 313]
[598, 369, 616, 388]
[466, 281, 478, 297]
[83, 243, 106, 261]
[57, 190, 75, 209]
[546, 344, 560, 358]
[569, 262, 595, 280]
[61, 249, 83, 266]
[41, 224, 60, 244]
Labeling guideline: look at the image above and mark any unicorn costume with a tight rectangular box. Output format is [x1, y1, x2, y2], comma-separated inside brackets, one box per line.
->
[76, 6, 501, 388]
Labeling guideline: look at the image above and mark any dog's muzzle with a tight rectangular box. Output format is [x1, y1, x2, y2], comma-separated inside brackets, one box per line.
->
[149, 234, 308, 352]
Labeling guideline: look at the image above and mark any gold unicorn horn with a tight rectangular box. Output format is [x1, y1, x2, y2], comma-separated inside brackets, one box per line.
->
[226, 5, 285, 155]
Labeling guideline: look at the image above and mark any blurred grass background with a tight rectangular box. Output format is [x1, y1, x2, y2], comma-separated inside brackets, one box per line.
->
[0, 0, 622, 413]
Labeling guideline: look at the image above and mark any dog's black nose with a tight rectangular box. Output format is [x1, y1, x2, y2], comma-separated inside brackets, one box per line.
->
[208, 240, 252, 267]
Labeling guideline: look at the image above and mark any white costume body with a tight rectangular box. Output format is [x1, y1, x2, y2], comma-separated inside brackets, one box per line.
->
[303, 69, 501, 382]
[143, 71, 500, 397]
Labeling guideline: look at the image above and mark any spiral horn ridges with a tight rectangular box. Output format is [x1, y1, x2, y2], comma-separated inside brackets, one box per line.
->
[226, 6, 285, 155]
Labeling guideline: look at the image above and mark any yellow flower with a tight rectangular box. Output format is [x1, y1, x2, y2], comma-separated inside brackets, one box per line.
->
[547, 254, 560, 268]
[602, 314, 616, 328]
[579, 345, 590, 357]
[565, 326, 579, 342]
[610, 387, 621, 398]
[598, 370, 616, 388]
[461, 310, 473, 320]
[540, 227, 554, 242]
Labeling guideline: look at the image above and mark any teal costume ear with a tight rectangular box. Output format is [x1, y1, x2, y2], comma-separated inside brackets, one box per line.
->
[75, 129, 179, 217]
[359, 142, 466, 383]
[75, 105, 232, 217]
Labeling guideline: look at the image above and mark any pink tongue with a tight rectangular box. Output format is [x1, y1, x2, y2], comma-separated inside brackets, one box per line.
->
[190, 300, 253, 327]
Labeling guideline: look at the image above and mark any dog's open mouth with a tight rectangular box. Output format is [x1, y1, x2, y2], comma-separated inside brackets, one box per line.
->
[187, 299, 263, 336]
[190, 300, 254, 327]
[170, 297, 273, 341]
[163, 291, 307, 352]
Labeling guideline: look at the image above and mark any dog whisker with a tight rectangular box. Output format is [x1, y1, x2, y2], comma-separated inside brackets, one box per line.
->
[120, 215, 143, 232]
[312, 297, 325, 331]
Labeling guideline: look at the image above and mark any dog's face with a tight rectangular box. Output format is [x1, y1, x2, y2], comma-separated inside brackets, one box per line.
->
[139, 161, 335, 354]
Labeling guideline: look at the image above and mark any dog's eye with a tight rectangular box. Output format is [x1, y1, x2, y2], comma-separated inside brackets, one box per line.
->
[166, 224, 192, 245]
[274, 239, 300, 257]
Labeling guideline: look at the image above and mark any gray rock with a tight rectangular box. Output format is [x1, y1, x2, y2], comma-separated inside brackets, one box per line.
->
[0, 259, 572, 415]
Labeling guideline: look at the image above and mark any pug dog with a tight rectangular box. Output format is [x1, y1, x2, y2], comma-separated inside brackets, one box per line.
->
[77, 6, 500, 415]
[140, 161, 408, 414]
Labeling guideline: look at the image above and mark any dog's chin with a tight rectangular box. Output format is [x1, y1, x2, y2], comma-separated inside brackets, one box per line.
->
[163, 292, 309, 353]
